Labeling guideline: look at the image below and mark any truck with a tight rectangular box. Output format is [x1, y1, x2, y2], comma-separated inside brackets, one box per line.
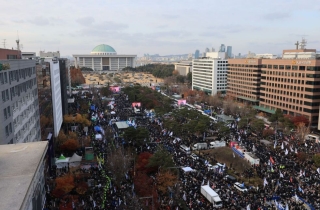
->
[209, 141, 226, 149]
[192, 142, 208, 150]
[200, 185, 223, 208]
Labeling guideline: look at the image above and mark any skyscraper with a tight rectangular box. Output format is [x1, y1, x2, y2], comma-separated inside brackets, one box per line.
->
[211, 48, 215, 52]
[227, 46, 232, 58]
[194, 50, 200, 59]
[219, 44, 225, 52]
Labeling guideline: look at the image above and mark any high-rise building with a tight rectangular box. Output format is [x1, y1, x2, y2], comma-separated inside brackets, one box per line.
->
[227, 46, 232, 58]
[174, 61, 192, 76]
[59, 58, 69, 116]
[227, 39, 320, 127]
[0, 58, 41, 144]
[194, 50, 200, 59]
[39, 51, 60, 58]
[192, 52, 228, 95]
[219, 44, 226, 52]
[211, 48, 215, 52]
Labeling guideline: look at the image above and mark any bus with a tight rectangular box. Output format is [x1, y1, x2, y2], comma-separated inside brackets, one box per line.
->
[180, 145, 191, 154]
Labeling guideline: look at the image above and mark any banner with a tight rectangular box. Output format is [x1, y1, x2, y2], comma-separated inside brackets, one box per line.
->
[132, 102, 141, 107]
[177, 99, 186, 105]
[110, 86, 120, 92]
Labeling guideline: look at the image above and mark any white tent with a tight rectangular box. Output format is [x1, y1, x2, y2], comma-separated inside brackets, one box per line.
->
[182, 167, 195, 173]
[69, 153, 82, 168]
[55, 155, 70, 169]
[111, 111, 116, 115]
[95, 134, 103, 140]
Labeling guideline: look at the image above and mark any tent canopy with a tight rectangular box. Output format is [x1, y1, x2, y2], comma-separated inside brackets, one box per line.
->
[95, 134, 103, 140]
[115, 121, 129, 129]
[94, 126, 102, 132]
[69, 153, 82, 163]
[182, 167, 194, 172]
[58, 154, 66, 160]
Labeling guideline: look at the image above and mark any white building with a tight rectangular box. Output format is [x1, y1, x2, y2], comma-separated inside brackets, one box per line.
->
[174, 61, 192, 76]
[39, 51, 60, 58]
[44, 57, 62, 137]
[192, 52, 228, 95]
[73, 44, 136, 71]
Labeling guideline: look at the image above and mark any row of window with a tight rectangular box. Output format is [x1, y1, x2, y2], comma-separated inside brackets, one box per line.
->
[2, 78, 36, 102]
[8, 67, 35, 83]
[3, 106, 11, 120]
[5, 123, 13, 137]
[228, 64, 320, 71]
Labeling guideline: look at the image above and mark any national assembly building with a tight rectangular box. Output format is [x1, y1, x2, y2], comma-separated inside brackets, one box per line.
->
[73, 44, 136, 71]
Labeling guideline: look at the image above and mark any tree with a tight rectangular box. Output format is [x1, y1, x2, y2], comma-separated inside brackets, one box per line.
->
[70, 68, 85, 85]
[136, 152, 153, 173]
[52, 174, 75, 198]
[172, 70, 180, 76]
[296, 122, 310, 142]
[292, 116, 309, 127]
[133, 171, 154, 196]
[313, 154, 320, 167]
[187, 72, 192, 83]
[156, 170, 178, 194]
[60, 139, 80, 153]
[147, 146, 175, 170]
[269, 109, 284, 123]
[250, 119, 265, 134]
[106, 147, 133, 187]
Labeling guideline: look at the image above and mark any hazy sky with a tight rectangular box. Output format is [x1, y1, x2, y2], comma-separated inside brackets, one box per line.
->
[1, 0, 320, 57]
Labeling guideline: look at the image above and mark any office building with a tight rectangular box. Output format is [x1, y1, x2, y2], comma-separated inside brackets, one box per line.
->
[194, 50, 200, 59]
[227, 46, 232, 58]
[211, 48, 215, 52]
[73, 44, 136, 71]
[22, 52, 37, 60]
[174, 61, 192, 76]
[0, 59, 40, 144]
[59, 58, 69, 116]
[0, 141, 48, 210]
[39, 50, 60, 58]
[0, 48, 21, 59]
[219, 44, 226, 52]
[227, 39, 320, 127]
[192, 52, 228, 95]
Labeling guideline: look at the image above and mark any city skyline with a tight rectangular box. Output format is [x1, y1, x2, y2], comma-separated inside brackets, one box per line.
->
[1, 0, 320, 57]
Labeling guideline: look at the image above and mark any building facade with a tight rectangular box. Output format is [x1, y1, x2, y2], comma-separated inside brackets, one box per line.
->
[39, 51, 60, 58]
[59, 58, 69, 116]
[0, 59, 40, 144]
[227, 46, 232, 58]
[73, 44, 136, 71]
[0, 48, 21, 59]
[227, 46, 320, 127]
[0, 141, 48, 210]
[219, 44, 226, 52]
[192, 52, 228, 95]
[174, 61, 192, 76]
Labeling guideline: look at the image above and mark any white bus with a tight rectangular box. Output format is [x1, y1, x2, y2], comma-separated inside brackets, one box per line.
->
[305, 134, 320, 143]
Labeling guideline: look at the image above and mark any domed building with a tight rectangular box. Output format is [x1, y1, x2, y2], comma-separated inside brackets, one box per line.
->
[73, 44, 136, 71]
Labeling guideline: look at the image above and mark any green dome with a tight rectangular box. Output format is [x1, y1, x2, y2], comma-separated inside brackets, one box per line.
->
[91, 44, 116, 54]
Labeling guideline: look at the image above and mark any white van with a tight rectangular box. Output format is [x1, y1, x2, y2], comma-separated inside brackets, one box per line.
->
[305, 134, 320, 143]
[180, 145, 191, 154]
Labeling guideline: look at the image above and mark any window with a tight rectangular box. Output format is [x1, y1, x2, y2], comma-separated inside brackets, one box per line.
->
[9, 123, 12, 134]
[285, 65, 291, 70]
[273, 65, 278, 69]
[299, 66, 306, 71]
[4, 72, 7, 83]
[5, 125, 9, 137]
[292, 66, 298, 70]
[7, 106, 10, 117]
[279, 65, 284, 70]
[3, 108, 7, 119]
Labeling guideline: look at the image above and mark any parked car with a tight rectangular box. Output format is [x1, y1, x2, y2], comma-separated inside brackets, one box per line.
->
[234, 182, 248, 192]
[190, 153, 199, 160]
[223, 175, 237, 183]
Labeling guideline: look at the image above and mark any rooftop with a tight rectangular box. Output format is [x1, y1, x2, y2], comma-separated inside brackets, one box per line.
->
[0, 141, 48, 210]
[91, 44, 116, 54]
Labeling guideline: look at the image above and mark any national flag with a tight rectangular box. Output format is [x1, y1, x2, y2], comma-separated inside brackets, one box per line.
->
[274, 140, 277, 149]
[290, 146, 294, 152]
[305, 142, 308, 147]
[247, 204, 251, 210]
[285, 202, 289, 210]
[201, 180, 204, 185]
[298, 185, 304, 193]
[233, 153, 235, 158]
[285, 148, 288, 155]
[295, 194, 299, 202]
[317, 168, 320, 174]
[281, 142, 284, 150]
[299, 170, 303, 177]
[207, 180, 210, 186]
[295, 148, 298, 154]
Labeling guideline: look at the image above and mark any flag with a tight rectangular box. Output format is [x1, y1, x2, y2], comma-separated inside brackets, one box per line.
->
[207, 180, 210, 186]
[305, 142, 308, 147]
[299, 170, 303, 177]
[233, 153, 235, 158]
[285, 148, 288, 155]
[183, 193, 186, 201]
[285, 202, 289, 210]
[295, 148, 298, 154]
[263, 178, 268, 188]
[317, 168, 320, 174]
[290, 146, 294, 152]
[270, 156, 275, 165]
[298, 186, 304, 193]
[281, 142, 284, 150]
[247, 204, 251, 210]
[274, 141, 277, 149]
[295, 194, 299, 202]
[280, 171, 284, 178]
[201, 180, 204, 185]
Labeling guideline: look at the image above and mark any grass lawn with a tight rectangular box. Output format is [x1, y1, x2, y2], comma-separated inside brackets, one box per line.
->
[200, 147, 263, 186]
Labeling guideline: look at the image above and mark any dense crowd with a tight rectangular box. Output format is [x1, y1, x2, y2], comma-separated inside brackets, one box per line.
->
[44, 88, 320, 210]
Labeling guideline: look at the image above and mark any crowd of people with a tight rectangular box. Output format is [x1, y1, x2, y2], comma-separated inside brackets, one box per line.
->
[44, 87, 320, 210]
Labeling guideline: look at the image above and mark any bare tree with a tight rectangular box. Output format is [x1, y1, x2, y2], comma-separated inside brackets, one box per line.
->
[106, 147, 134, 187]
[296, 122, 310, 142]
